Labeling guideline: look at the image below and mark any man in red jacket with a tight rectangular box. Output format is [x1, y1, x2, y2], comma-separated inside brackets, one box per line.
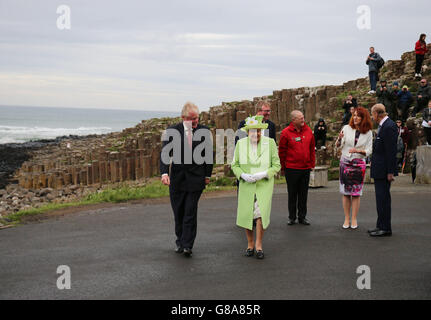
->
[279, 110, 316, 226]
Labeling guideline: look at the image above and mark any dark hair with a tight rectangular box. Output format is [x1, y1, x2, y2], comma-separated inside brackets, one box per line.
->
[349, 107, 373, 134]
[419, 34, 426, 43]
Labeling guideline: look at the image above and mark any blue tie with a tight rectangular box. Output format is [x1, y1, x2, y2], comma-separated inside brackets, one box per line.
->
[377, 125, 382, 135]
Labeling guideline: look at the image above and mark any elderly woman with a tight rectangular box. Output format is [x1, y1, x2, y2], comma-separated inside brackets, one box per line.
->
[336, 107, 373, 229]
[231, 115, 281, 259]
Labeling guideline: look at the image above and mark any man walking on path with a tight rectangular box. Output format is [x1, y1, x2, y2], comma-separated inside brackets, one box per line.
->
[279, 110, 316, 226]
[160, 102, 214, 257]
[369, 104, 398, 237]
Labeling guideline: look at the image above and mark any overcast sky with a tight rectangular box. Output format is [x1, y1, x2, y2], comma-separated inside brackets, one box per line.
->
[0, 0, 429, 111]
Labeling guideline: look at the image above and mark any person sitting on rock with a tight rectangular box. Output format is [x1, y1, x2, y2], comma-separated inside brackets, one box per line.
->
[412, 78, 431, 117]
[377, 79, 395, 120]
[397, 85, 414, 122]
[314, 118, 327, 150]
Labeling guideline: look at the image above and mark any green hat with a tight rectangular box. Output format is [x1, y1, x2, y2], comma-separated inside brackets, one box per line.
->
[402, 85, 409, 89]
[242, 115, 268, 131]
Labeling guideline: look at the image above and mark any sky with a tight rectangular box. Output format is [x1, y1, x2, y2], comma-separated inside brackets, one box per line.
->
[0, 0, 430, 112]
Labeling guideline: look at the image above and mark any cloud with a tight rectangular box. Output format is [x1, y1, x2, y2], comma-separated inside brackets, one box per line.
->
[0, 0, 430, 111]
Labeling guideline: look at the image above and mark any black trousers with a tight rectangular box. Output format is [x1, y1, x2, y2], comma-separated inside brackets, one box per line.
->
[415, 54, 425, 74]
[374, 179, 392, 232]
[285, 169, 311, 220]
[314, 134, 326, 148]
[169, 187, 203, 249]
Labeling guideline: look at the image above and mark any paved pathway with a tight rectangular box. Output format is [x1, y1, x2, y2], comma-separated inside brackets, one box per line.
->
[0, 176, 430, 299]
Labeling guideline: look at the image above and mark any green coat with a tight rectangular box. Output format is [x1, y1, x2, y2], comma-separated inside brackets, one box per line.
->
[231, 136, 281, 230]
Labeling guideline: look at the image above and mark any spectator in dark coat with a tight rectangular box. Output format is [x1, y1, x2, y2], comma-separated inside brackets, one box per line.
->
[412, 78, 431, 117]
[236, 101, 276, 145]
[397, 85, 414, 122]
[342, 95, 357, 125]
[314, 118, 327, 149]
[376, 79, 395, 120]
[391, 81, 401, 119]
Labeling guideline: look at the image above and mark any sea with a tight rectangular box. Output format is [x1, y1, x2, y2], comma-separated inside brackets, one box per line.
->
[0, 105, 179, 144]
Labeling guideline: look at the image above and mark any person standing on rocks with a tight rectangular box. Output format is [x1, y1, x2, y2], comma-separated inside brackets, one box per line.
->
[366, 47, 384, 94]
[369, 104, 398, 237]
[231, 116, 281, 259]
[412, 78, 431, 117]
[279, 110, 316, 226]
[415, 34, 427, 78]
[160, 102, 213, 258]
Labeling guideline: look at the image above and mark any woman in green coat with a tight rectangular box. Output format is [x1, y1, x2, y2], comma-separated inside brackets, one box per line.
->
[231, 115, 281, 259]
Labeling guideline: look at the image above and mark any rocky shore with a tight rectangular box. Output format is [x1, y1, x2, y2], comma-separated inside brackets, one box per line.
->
[1, 44, 430, 220]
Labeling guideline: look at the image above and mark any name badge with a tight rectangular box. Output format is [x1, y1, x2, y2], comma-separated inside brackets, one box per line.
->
[295, 137, 301, 142]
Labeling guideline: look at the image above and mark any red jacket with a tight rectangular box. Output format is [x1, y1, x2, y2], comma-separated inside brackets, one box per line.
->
[279, 123, 315, 170]
[415, 41, 428, 55]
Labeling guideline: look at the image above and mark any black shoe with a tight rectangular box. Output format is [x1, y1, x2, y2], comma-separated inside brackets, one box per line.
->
[367, 228, 380, 234]
[369, 230, 392, 237]
[255, 250, 264, 259]
[298, 218, 310, 225]
[245, 248, 254, 257]
[175, 246, 184, 254]
[287, 219, 296, 225]
[183, 248, 193, 257]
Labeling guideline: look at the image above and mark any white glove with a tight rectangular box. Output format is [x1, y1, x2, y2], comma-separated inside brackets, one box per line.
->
[252, 171, 268, 181]
[240, 173, 256, 183]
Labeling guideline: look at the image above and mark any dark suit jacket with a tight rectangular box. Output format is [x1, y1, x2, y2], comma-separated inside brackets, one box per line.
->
[235, 119, 276, 145]
[371, 118, 398, 179]
[160, 122, 213, 192]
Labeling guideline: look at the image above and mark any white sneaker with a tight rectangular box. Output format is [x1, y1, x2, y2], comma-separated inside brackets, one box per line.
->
[321, 146, 326, 150]
[419, 73, 422, 77]
[415, 73, 419, 77]
[368, 90, 375, 94]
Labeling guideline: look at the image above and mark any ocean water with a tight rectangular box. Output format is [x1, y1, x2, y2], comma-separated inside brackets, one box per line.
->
[0, 105, 179, 144]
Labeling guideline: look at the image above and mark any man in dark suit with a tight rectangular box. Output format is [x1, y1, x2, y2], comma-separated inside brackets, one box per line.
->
[369, 104, 398, 237]
[160, 102, 213, 257]
[235, 100, 276, 145]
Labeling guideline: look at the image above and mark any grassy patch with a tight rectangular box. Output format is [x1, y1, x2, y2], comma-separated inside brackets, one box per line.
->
[0, 180, 239, 226]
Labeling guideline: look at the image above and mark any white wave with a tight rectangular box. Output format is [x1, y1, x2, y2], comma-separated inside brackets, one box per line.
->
[0, 125, 113, 144]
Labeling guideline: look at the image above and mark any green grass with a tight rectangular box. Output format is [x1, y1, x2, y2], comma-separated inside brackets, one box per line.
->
[336, 91, 361, 107]
[0, 180, 238, 226]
